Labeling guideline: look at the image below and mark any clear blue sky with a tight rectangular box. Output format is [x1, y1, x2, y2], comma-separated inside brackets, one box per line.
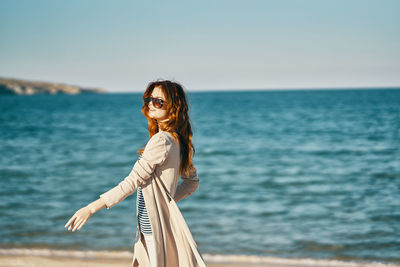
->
[1, 0, 399, 92]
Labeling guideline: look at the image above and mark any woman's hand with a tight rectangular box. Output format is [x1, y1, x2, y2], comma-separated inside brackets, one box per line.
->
[65, 206, 93, 232]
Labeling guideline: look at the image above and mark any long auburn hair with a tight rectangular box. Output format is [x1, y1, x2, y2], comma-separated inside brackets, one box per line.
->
[137, 80, 195, 177]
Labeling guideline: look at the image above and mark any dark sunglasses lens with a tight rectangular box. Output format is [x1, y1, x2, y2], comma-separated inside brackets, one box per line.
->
[153, 99, 163, 108]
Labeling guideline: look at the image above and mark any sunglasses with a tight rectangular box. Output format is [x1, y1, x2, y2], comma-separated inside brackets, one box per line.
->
[144, 97, 167, 109]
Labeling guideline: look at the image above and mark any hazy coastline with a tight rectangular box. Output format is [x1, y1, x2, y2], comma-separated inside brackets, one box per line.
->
[0, 77, 107, 95]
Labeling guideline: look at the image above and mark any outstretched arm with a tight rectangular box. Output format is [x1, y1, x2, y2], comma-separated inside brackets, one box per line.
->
[64, 132, 172, 232]
[174, 164, 200, 202]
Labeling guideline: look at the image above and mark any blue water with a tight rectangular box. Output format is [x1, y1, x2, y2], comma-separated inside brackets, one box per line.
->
[0, 89, 399, 263]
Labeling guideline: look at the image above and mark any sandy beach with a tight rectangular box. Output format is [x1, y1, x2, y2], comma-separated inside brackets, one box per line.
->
[0, 248, 399, 267]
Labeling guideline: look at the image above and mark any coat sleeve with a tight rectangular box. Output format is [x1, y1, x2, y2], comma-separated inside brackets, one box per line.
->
[99, 133, 173, 209]
[174, 164, 199, 202]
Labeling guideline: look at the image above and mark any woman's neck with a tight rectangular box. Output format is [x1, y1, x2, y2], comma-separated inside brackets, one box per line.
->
[157, 118, 169, 131]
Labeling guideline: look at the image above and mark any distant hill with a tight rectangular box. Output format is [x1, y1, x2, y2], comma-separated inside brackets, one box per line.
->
[0, 77, 108, 95]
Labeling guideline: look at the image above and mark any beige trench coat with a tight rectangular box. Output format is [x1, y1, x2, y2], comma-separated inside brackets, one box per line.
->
[99, 131, 206, 267]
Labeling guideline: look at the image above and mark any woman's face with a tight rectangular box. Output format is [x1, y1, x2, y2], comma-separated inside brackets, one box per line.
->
[147, 86, 169, 122]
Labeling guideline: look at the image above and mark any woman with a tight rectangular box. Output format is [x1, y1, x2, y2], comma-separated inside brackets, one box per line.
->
[65, 80, 206, 267]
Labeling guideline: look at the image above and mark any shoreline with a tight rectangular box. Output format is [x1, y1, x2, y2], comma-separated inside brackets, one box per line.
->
[0, 248, 398, 267]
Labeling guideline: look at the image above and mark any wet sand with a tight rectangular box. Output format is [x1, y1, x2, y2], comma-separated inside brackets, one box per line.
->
[0, 248, 398, 267]
[0, 255, 261, 267]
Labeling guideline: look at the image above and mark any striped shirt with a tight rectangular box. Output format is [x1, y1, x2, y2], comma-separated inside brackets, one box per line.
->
[137, 186, 152, 235]
[137, 153, 152, 235]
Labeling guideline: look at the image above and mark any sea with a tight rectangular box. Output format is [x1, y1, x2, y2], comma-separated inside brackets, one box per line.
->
[0, 88, 399, 265]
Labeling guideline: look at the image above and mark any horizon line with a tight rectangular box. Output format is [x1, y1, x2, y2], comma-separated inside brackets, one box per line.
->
[1, 75, 399, 93]
[111, 86, 400, 94]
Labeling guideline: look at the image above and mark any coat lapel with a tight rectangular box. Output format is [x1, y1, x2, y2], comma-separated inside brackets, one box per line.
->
[131, 174, 206, 267]
[156, 176, 206, 266]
